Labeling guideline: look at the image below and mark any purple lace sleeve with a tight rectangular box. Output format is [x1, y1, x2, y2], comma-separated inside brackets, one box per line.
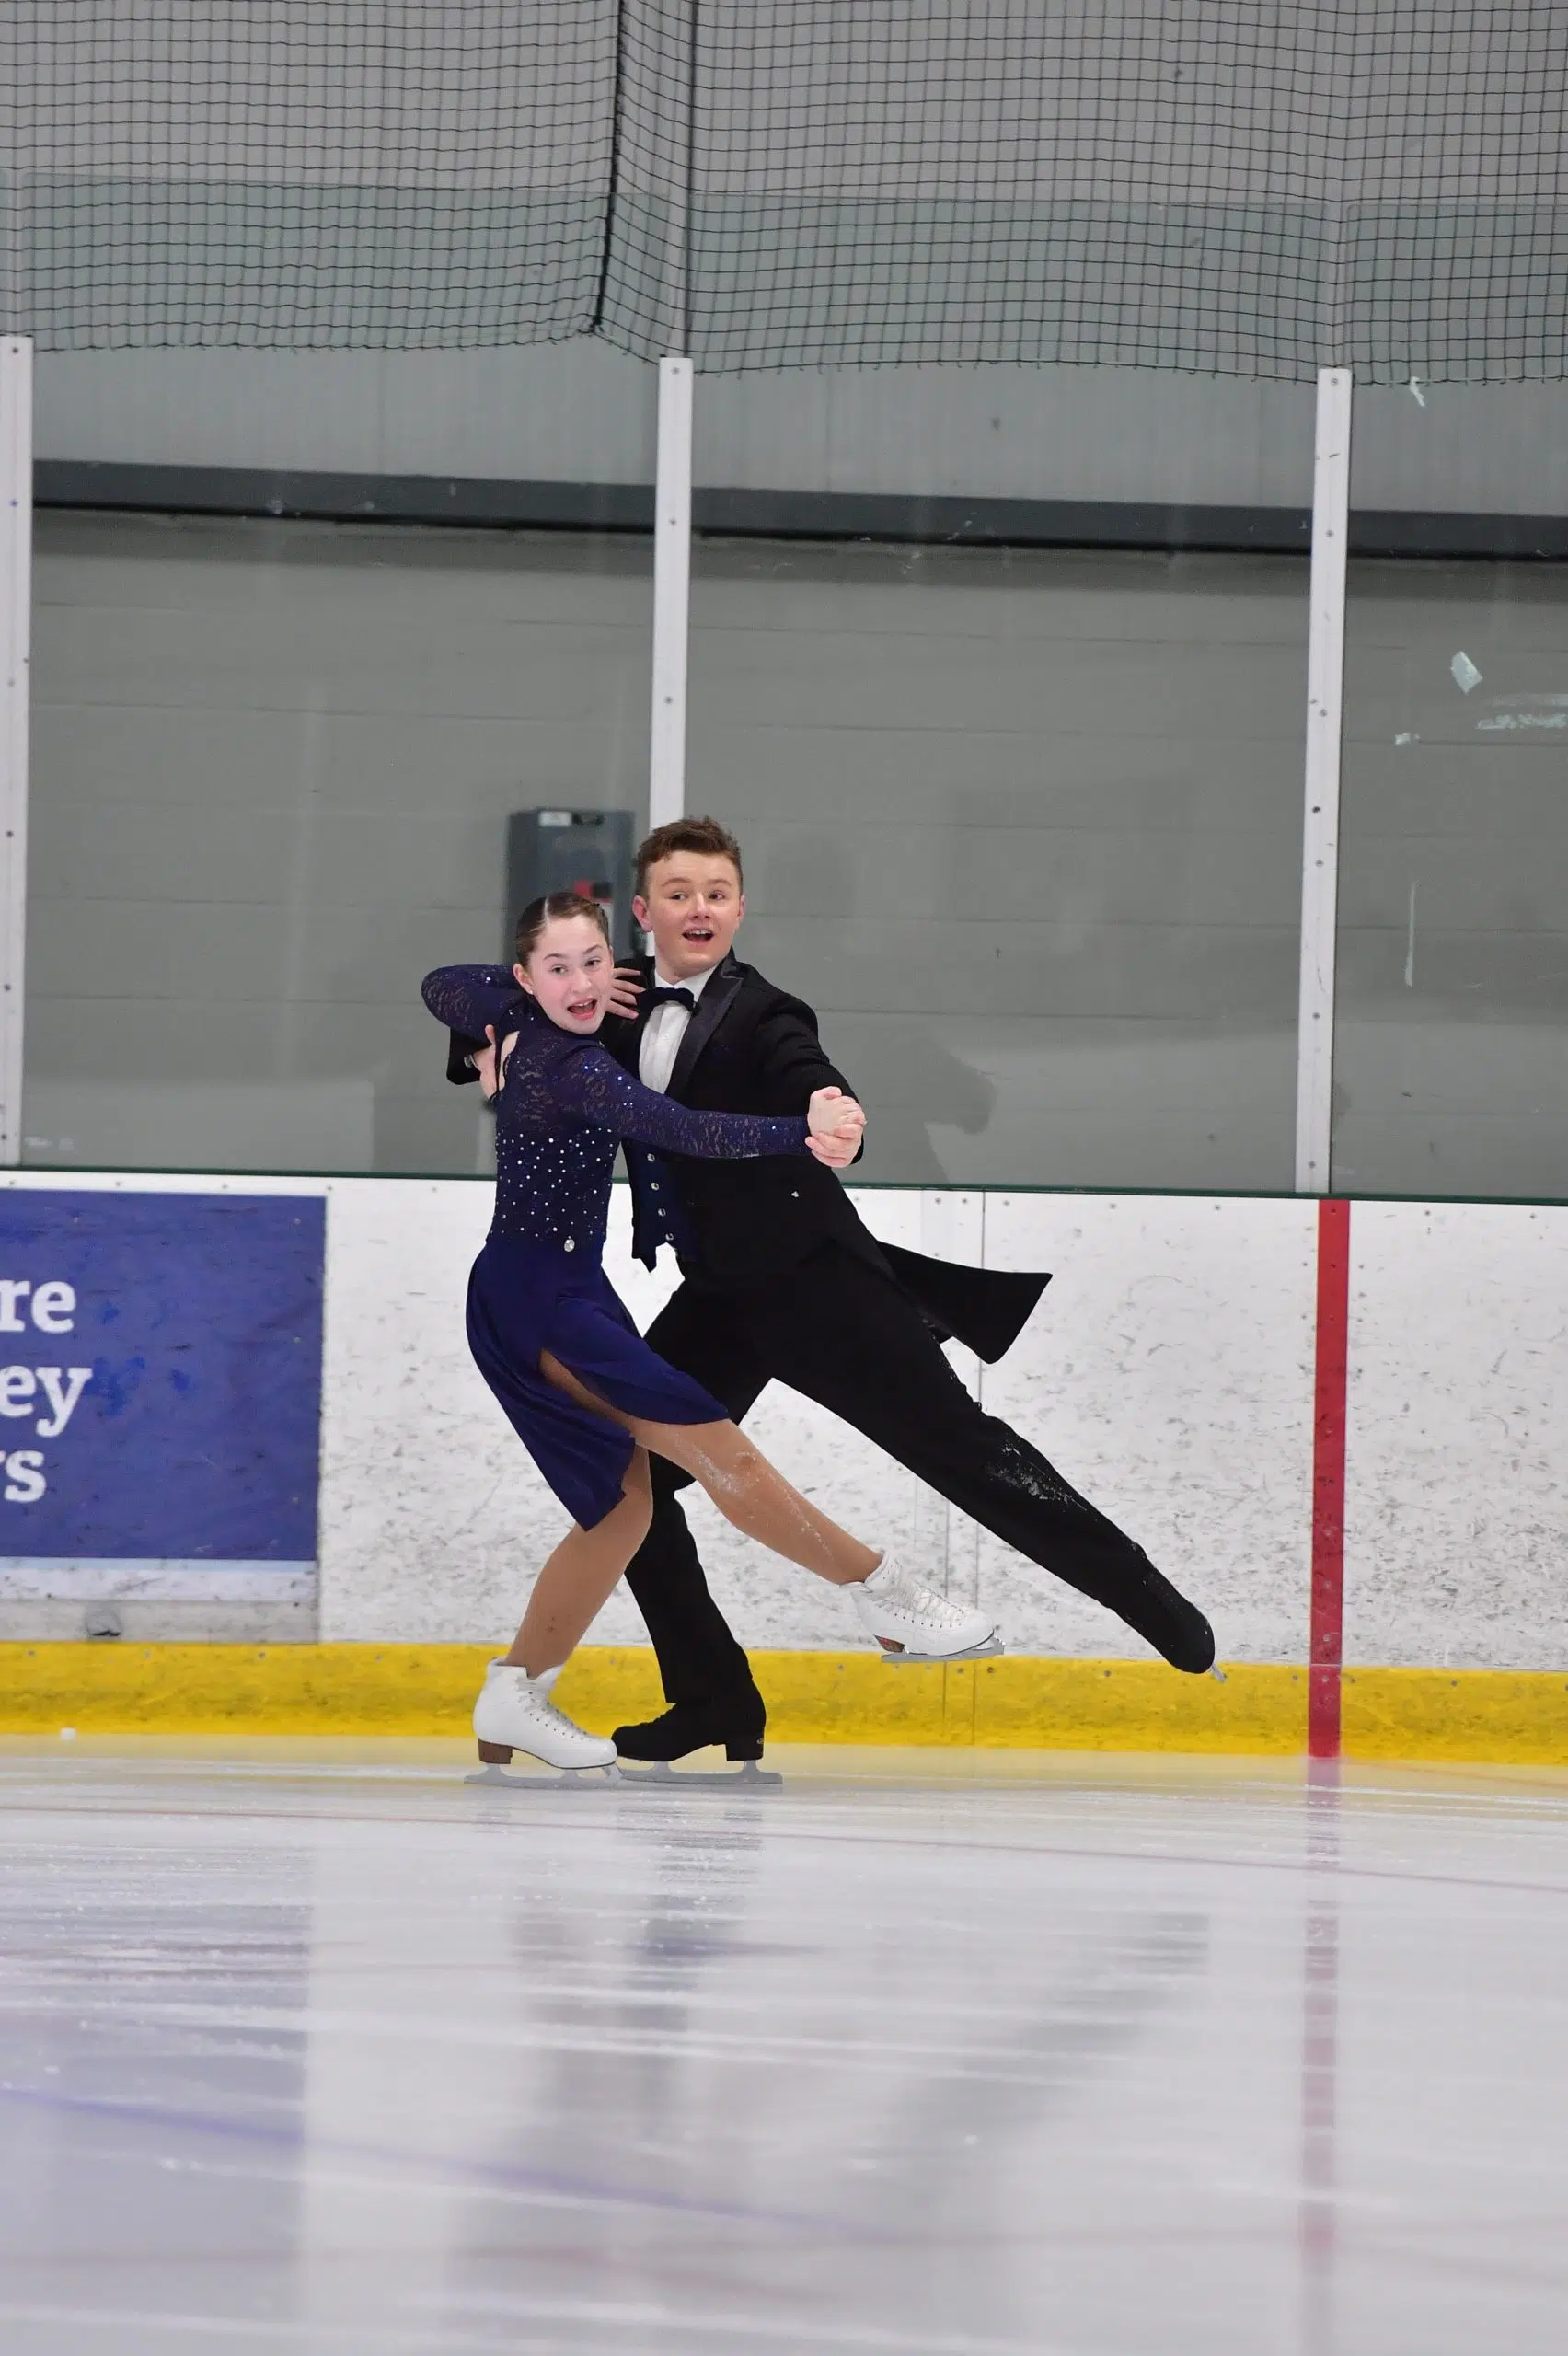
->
[557, 1042, 809, 1160]
[421, 965, 524, 1039]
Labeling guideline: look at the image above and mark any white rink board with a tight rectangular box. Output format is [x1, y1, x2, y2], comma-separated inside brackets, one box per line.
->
[980, 1194, 1318, 1664]
[1344, 1200, 1568, 1671]
[6, 1170, 1568, 1669]
[318, 1181, 1320, 1657]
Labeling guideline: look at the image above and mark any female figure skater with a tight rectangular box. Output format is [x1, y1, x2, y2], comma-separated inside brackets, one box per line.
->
[423, 892, 994, 1773]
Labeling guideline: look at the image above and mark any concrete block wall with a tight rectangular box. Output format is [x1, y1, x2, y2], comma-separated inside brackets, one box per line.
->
[3, 1170, 1564, 1675]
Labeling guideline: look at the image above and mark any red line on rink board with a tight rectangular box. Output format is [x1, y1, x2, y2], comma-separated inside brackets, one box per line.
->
[1309, 1197, 1352, 1760]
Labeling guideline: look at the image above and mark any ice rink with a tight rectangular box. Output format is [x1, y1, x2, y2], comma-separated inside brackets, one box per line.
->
[2, 1740, 1566, 2354]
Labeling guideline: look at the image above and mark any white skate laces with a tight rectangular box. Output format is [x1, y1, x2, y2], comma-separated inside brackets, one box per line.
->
[850, 1551, 1002, 1662]
[472, 1660, 617, 1770]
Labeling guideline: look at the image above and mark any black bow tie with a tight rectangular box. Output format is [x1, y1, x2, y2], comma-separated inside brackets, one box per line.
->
[646, 985, 697, 1013]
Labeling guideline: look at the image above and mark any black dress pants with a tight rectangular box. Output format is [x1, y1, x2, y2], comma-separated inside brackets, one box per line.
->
[621, 1241, 1166, 1708]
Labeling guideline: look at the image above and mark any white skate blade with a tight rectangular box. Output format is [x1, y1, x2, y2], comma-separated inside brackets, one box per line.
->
[616, 1758, 782, 1789]
[464, 1761, 621, 1789]
[877, 1634, 1005, 1665]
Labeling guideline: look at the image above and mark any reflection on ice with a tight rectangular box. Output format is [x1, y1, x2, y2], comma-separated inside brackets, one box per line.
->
[1, 1743, 1566, 2354]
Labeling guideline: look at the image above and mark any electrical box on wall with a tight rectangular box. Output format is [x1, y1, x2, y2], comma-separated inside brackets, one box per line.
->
[505, 810, 638, 961]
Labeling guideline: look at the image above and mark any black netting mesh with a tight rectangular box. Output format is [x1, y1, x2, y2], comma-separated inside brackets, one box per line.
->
[5, 2, 619, 349]
[5, 2, 1567, 380]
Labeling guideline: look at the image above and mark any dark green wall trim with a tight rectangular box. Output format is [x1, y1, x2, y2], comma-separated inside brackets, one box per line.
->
[32, 461, 1568, 560]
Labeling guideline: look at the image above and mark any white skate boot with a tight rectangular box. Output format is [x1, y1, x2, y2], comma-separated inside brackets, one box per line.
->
[850, 1552, 1003, 1662]
[470, 1661, 617, 1776]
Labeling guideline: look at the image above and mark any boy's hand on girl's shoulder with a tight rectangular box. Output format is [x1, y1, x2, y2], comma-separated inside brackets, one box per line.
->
[607, 967, 646, 1022]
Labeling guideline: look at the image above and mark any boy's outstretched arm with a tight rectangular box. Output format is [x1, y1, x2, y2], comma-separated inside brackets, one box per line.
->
[753, 995, 866, 1162]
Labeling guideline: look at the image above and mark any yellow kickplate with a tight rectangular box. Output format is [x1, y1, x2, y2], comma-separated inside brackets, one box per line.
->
[754, 1651, 1309, 1753]
[0, 1641, 497, 1736]
[1343, 1667, 1568, 1765]
[0, 1646, 1562, 1761]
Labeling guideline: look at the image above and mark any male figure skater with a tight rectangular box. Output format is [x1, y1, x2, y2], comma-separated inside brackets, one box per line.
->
[450, 817, 1214, 1763]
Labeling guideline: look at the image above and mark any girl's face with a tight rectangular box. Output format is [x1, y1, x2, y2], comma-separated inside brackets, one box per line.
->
[516, 914, 613, 1034]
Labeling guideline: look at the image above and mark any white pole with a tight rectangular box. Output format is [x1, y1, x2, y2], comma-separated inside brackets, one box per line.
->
[1295, 367, 1353, 1195]
[0, 336, 32, 1168]
[649, 354, 693, 833]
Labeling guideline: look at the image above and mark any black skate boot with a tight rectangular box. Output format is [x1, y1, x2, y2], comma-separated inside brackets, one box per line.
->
[1117, 1551, 1216, 1675]
[612, 1687, 779, 1786]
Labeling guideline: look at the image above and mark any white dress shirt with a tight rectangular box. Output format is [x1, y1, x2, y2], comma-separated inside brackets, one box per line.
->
[638, 959, 719, 1095]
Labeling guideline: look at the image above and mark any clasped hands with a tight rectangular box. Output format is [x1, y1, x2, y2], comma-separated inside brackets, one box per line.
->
[805, 1087, 865, 1168]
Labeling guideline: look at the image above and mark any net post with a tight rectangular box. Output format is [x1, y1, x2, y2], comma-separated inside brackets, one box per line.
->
[649, 355, 693, 833]
[0, 335, 32, 1168]
[1295, 367, 1353, 1195]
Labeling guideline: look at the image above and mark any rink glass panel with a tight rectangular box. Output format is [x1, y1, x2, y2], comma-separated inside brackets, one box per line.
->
[1334, 550, 1568, 1199]
[24, 514, 653, 1178]
[688, 537, 1309, 1190]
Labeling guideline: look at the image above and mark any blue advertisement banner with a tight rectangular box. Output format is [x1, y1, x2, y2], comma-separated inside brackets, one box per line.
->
[0, 1191, 325, 1565]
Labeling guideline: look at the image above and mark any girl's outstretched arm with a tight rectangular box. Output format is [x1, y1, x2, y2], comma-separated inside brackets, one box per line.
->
[555, 1041, 810, 1160]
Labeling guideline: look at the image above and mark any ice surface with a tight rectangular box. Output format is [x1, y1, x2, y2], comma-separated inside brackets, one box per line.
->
[1, 1739, 1566, 2353]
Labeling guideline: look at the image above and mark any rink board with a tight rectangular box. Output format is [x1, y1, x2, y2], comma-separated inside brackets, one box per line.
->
[4, 1645, 1568, 1762]
[3, 1173, 1568, 1722]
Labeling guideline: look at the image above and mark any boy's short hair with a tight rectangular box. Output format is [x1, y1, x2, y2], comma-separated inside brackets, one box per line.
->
[634, 815, 744, 899]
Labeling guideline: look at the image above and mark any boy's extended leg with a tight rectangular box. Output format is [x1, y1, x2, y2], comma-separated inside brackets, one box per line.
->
[747, 1246, 1214, 1674]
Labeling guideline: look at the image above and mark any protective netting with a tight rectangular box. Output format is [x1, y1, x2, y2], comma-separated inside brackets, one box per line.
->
[5, 2, 619, 349]
[5, 2, 1567, 380]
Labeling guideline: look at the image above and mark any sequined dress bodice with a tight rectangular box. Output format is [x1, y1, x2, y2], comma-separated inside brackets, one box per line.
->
[421, 966, 809, 1255]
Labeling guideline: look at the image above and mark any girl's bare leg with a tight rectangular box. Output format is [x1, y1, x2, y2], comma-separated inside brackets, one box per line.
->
[539, 1351, 879, 1587]
[503, 1448, 652, 1678]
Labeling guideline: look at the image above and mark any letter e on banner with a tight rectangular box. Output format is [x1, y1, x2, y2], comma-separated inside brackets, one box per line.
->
[31, 1281, 76, 1334]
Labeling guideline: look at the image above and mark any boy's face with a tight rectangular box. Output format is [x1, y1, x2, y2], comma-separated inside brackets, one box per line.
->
[632, 853, 745, 978]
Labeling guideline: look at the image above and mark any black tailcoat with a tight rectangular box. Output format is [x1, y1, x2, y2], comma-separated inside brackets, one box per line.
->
[599, 953, 1049, 1357]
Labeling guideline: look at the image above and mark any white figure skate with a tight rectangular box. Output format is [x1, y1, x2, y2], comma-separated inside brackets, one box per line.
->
[467, 1661, 618, 1784]
[850, 1552, 1003, 1663]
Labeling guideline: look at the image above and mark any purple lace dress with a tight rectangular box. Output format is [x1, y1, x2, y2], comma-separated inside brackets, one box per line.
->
[421, 967, 810, 1528]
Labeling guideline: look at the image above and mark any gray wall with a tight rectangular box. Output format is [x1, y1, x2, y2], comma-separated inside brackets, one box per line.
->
[27, 510, 1314, 1189]
[27, 506, 1568, 1195]
[690, 537, 1306, 1188]
[35, 343, 1568, 516]
[26, 514, 653, 1174]
[1337, 560, 1568, 1197]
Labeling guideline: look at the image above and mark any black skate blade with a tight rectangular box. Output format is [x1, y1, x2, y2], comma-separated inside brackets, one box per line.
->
[464, 1761, 621, 1790]
[616, 1758, 783, 1789]
[877, 1634, 1005, 1665]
